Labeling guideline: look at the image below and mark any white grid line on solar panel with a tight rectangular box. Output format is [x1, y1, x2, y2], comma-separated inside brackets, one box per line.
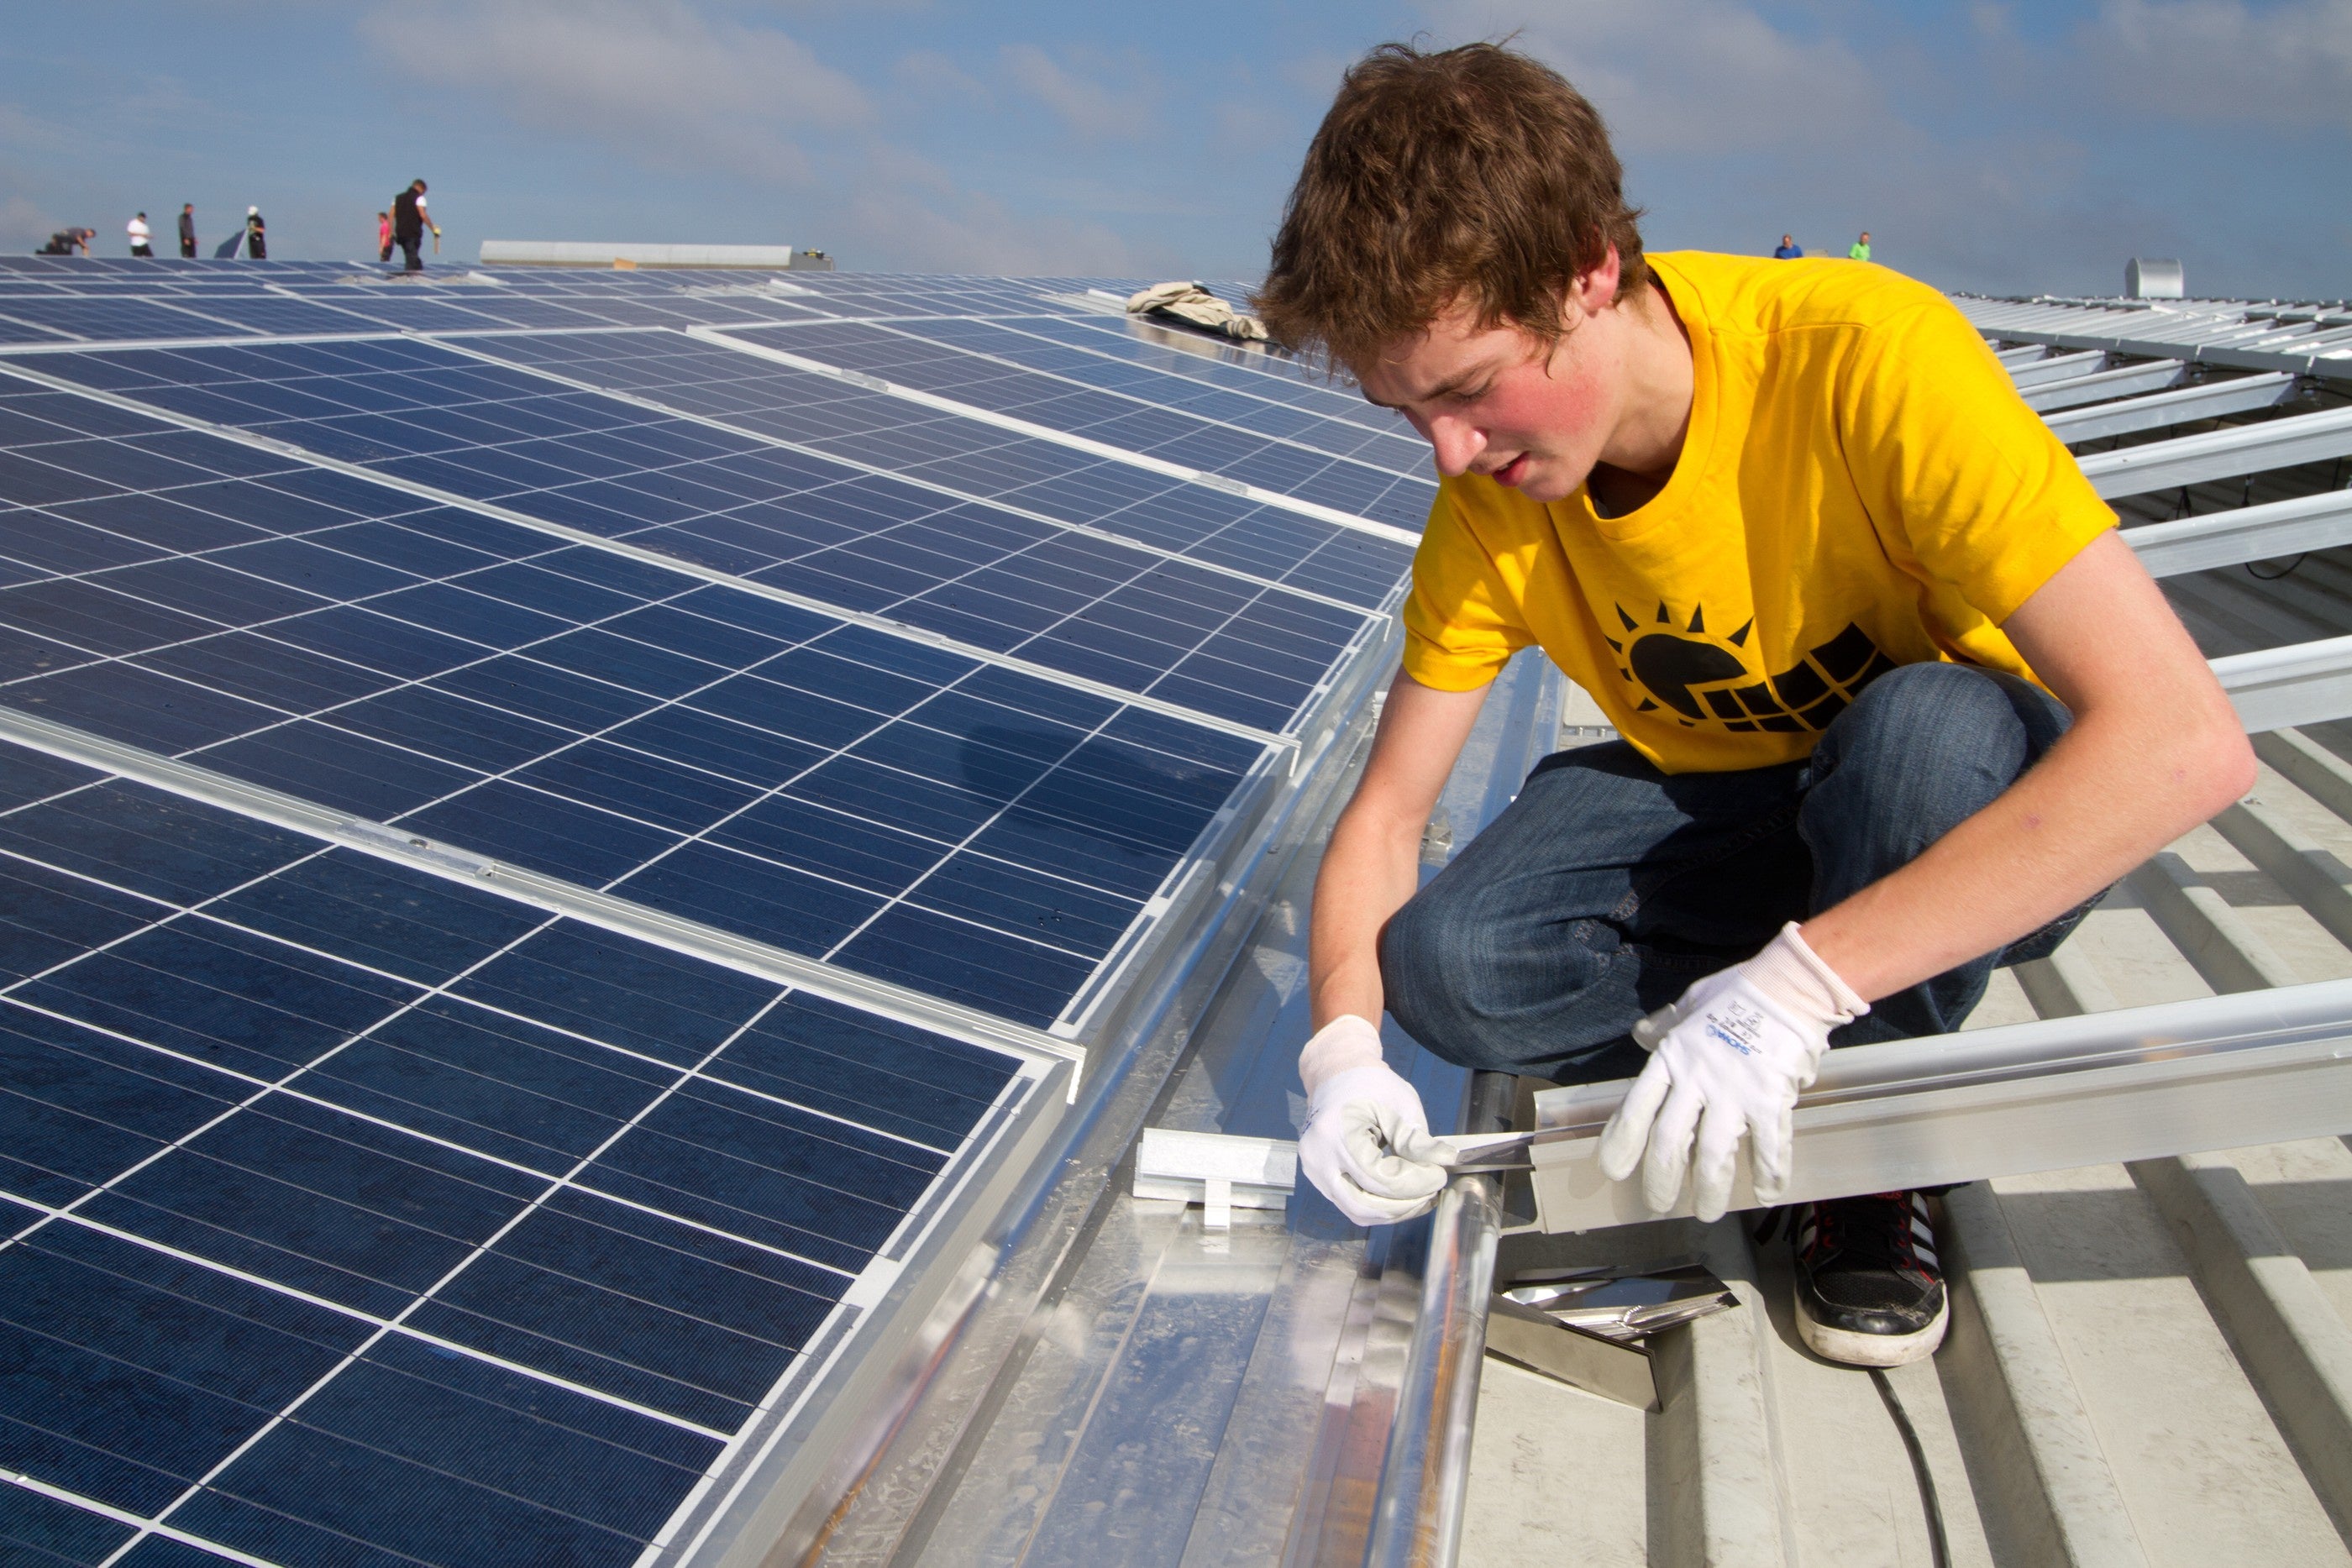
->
[0, 375, 1315, 768]
[1000, 312, 1414, 441]
[100, 970, 865, 1567]
[860, 315, 1432, 476]
[0, 282, 828, 341]
[439, 328, 1418, 611]
[0, 343, 1357, 737]
[0, 836, 958, 1166]
[0, 776, 968, 1282]
[418, 328, 1387, 615]
[3, 1474, 278, 1568]
[0, 747, 1029, 1162]
[0, 760, 1026, 1469]
[696, 325, 1429, 544]
[0, 418, 1259, 1028]
[719, 319, 1438, 527]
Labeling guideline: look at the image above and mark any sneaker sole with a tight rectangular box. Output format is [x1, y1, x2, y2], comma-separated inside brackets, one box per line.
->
[1794, 1293, 1949, 1367]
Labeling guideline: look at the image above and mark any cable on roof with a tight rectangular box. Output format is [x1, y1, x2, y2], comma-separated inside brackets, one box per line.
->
[1870, 1365, 1954, 1568]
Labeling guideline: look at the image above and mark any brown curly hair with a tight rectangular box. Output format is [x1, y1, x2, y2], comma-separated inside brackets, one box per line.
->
[1255, 40, 1646, 369]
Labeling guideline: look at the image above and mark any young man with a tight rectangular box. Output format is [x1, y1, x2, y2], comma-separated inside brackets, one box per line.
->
[1849, 230, 1872, 261]
[1258, 43, 2252, 1367]
[128, 212, 153, 258]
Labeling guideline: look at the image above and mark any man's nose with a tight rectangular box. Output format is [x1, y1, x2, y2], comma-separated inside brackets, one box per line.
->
[1424, 416, 1484, 477]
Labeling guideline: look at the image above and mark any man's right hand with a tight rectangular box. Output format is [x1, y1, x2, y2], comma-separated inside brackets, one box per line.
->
[1297, 1015, 1452, 1225]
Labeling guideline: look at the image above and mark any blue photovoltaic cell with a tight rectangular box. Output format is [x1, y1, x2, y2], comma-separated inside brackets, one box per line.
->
[0, 298, 261, 343]
[963, 312, 1420, 448]
[13, 339, 1383, 726]
[869, 315, 1431, 475]
[720, 319, 1438, 528]
[0, 386, 1265, 1024]
[0, 739, 1021, 1567]
[450, 329, 1418, 608]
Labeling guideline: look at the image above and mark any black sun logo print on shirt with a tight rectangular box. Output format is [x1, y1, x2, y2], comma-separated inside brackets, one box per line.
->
[1606, 601, 1898, 732]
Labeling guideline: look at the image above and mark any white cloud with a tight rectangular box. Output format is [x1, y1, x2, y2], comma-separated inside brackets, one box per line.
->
[361, 0, 871, 185]
[998, 44, 1155, 140]
[2077, 0, 2352, 130]
[1427, 0, 1885, 154]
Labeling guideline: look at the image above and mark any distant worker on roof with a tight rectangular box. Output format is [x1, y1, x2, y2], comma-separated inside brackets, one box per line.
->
[128, 212, 153, 258]
[391, 179, 439, 273]
[1258, 42, 2251, 1369]
[1849, 230, 1872, 261]
[178, 203, 196, 258]
[377, 210, 393, 264]
[244, 207, 267, 260]
[1773, 233, 1802, 259]
[35, 228, 93, 256]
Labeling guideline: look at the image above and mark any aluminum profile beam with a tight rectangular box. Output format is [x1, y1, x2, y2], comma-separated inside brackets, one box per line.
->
[2021, 357, 2192, 413]
[2075, 404, 2352, 497]
[2124, 489, 2352, 578]
[2043, 371, 2298, 444]
[2212, 633, 2352, 733]
[1965, 297, 2352, 385]
[2008, 349, 2109, 388]
[1523, 978, 2352, 1232]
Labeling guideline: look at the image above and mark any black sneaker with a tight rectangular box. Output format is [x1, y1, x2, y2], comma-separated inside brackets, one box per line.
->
[1791, 1191, 1948, 1366]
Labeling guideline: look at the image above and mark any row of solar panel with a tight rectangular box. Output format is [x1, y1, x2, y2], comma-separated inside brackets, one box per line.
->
[0, 283, 1429, 532]
[0, 260, 1414, 1568]
[10, 338, 1388, 724]
[0, 381, 1275, 1027]
[0, 733, 1021, 1567]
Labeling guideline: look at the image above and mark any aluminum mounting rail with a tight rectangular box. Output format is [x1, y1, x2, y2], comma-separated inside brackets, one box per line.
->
[2021, 357, 2192, 413]
[1522, 978, 2352, 1232]
[2125, 488, 2352, 578]
[2044, 371, 2299, 445]
[2076, 403, 2352, 498]
[1962, 298, 2352, 385]
[2213, 633, 2352, 733]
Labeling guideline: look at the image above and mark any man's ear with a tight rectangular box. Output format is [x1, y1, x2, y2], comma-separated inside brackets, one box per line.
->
[1567, 244, 1625, 320]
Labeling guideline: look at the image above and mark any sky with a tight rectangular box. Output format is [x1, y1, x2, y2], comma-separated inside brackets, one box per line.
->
[1, 0, 2347, 299]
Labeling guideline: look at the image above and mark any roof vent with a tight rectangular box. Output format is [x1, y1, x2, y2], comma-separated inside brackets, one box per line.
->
[2127, 257, 2185, 299]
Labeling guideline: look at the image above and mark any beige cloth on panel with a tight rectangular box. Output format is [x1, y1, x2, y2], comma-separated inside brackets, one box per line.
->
[1126, 281, 1271, 343]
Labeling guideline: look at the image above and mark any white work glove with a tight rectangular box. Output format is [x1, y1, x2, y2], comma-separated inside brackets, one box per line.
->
[1597, 923, 1867, 1224]
[1296, 1015, 1453, 1225]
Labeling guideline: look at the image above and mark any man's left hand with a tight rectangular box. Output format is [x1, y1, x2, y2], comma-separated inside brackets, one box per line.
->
[1597, 923, 1867, 1221]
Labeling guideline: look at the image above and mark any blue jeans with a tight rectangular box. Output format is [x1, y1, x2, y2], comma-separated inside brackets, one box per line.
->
[1379, 663, 2090, 1083]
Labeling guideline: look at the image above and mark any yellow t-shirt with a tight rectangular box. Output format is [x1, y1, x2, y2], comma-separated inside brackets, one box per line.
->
[1400, 250, 2116, 774]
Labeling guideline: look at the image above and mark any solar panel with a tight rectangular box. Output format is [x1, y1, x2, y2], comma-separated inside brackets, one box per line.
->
[438, 328, 1419, 606]
[0, 256, 1425, 1567]
[0, 737, 1035, 1567]
[9, 340, 1378, 732]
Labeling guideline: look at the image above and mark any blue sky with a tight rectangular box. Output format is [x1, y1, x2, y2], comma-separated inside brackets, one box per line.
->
[3, 0, 2347, 298]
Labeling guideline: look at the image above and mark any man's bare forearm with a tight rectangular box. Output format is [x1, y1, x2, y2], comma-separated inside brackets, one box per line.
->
[1309, 801, 1427, 1027]
[1307, 672, 1490, 1031]
[1801, 700, 2250, 999]
[1803, 531, 2255, 999]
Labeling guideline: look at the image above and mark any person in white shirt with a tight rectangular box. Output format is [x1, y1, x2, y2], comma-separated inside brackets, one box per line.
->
[127, 213, 152, 258]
